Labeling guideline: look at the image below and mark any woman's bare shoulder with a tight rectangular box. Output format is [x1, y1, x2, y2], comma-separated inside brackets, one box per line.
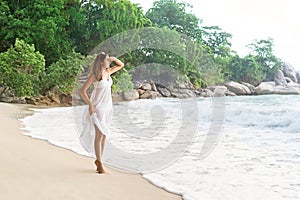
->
[87, 73, 97, 83]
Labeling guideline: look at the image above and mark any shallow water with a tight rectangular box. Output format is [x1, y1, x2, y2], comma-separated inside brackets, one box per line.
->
[20, 95, 300, 200]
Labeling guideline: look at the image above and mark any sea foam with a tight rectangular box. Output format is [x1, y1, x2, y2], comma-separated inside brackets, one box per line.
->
[19, 95, 300, 200]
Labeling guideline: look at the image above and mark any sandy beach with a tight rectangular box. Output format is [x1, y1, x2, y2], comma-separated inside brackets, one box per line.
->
[0, 102, 182, 200]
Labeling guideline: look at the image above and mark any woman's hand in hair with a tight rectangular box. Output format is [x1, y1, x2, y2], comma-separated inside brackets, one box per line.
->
[107, 57, 125, 74]
[108, 56, 117, 63]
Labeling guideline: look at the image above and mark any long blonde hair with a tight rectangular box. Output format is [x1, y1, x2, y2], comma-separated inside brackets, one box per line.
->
[91, 52, 108, 81]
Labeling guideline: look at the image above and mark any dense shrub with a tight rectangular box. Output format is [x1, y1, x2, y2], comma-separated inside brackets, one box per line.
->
[228, 55, 265, 86]
[40, 52, 84, 94]
[111, 68, 134, 92]
[0, 38, 45, 96]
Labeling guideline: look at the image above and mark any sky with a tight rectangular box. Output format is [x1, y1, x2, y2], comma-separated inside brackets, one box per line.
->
[131, 0, 300, 71]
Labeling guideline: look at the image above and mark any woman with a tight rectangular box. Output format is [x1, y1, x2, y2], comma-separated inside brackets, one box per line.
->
[80, 52, 124, 174]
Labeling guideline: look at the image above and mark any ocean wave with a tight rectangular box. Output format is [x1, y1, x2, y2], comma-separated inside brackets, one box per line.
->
[19, 95, 300, 200]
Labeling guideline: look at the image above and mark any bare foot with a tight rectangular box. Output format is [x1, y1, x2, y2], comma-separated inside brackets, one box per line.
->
[94, 160, 107, 174]
[97, 163, 106, 174]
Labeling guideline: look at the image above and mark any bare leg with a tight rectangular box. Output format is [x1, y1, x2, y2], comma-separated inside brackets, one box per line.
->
[94, 125, 106, 173]
[94, 125, 102, 161]
[101, 135, 106, 157]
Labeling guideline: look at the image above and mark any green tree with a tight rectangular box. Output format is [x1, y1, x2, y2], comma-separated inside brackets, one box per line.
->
[227, 54, 265, 86]
[201, 26, 233, 82]
[201, 26, 232, 58]
[0, 38, 45, 96]
[0, 1, 11, 51]
[146, 0, 202, 42]
[0, 0, 80, 66]
[137, 27, 220, 87]
[40, 51, 84, 94]
[144, 1, 227, 87]
[71, 0, 151, 55]
[247, 38, 281, 81]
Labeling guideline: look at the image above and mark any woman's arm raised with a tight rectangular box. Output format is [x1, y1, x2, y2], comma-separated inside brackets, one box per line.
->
[107, 57, 124, 75]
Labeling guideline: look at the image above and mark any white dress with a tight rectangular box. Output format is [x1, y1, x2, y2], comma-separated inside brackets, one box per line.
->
[79, 74, 113, 158]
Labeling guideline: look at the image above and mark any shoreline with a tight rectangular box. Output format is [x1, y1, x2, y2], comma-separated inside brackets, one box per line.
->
[0, 102, 182, 200]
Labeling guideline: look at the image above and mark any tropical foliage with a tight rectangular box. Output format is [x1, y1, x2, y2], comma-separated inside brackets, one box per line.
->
[0, 39, 45, 96]
[0, 0, 282, 98]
